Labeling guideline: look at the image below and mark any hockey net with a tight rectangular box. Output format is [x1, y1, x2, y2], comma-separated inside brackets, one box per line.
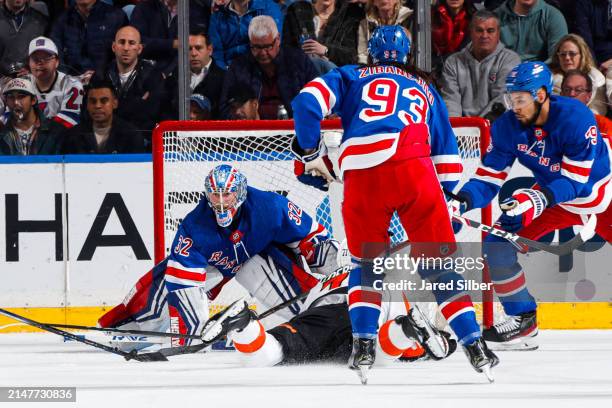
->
[152, 118, 497, 327]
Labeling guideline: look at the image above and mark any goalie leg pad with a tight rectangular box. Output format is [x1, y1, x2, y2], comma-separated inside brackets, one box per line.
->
[98, 261, 168, 329]
[167, 286, 209, 346]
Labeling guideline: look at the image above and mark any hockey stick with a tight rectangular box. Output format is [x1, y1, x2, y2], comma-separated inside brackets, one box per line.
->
[42, 290, 311, 341]
[444, 189, 597, 255]
[0, 307, 168, 362]
[453, 212, 595, 255]
[38, 323, 202, 340]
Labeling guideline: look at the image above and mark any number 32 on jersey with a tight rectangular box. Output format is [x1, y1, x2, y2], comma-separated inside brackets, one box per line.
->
[358, 78, 428, 125]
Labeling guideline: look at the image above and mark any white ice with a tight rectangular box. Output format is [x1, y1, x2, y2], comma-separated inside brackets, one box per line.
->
[1, 330, 611, 408]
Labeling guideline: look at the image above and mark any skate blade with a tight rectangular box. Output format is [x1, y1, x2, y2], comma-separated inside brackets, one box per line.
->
[411, 305, 446, 358]
[481, 364, 495, 383]
[488, 336, 538, 351]
[357, 366, 369, 385]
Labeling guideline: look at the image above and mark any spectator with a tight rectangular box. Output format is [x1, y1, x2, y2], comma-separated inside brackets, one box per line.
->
[574, 0, 612, 75]
[227, 85, 259, 119]
[190, 93, 211, 120]
[0, 77, 64, 155]
[356, 0, 413, 64]
[560, 69, 612, 137]
[26, 36, 84, 129]
[549, 34, 608, 116]
[282, 0, 364, 70]
[209, 0, 283, 70]
[131, 0, 210, 76]
[168, 31, 225, 119]
[432, 1, 476, 66]
[0, 0, 48, 76]
[62, 79, 145, 154]
[494, 0, 567, 62]
[219, 15, 317, 119]
[105, 25, 165, 145]
[440, 9, 521, 119]
[484, 0, 564, 11]
[51, 0, 127, 78]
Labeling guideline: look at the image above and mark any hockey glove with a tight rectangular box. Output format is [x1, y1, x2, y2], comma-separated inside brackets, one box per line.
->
[499, 188, 548, 229]
[444, 190, 470, 234]
[291, 136, 337, 191]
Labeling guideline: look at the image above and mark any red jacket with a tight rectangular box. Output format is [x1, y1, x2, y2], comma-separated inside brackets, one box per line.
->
[432, 5, 470, 56]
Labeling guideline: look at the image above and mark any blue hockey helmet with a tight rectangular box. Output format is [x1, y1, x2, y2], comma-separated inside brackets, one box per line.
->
[204, 164, 248, 227]
[505, 61, 553, 99]
[368, 25, 411, 65]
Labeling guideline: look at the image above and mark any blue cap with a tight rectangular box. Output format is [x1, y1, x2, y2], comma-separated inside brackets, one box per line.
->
[190, 94, 211, 111]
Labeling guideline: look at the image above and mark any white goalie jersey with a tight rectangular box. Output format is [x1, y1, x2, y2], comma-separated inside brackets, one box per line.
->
[27, 72, 83, 128]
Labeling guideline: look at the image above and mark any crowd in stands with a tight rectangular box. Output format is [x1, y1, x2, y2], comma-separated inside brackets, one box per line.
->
[0, 0, 611, 155]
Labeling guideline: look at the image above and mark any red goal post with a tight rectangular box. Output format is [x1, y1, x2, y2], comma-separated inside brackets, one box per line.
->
[152, 117, 494, 327]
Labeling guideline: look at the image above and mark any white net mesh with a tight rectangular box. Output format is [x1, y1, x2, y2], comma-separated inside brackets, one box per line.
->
[155, 119, 498, 323]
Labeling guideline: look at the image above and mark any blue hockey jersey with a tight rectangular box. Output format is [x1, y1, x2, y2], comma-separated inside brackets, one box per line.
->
[164, 187, 328, 293]
[291, 65, 462, 191]
[460, 96, 612, 215]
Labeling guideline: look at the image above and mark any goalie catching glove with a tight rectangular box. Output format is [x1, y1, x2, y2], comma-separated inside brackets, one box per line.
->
[498, 188, 548, 231]
[291, 136, 337, 191]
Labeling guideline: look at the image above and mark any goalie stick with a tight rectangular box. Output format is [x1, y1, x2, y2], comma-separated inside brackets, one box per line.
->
[34, 289, 311, 360]
[0, 307, 168, 362]
[42, 290, 308, 340]
[444, 189, 597, 256]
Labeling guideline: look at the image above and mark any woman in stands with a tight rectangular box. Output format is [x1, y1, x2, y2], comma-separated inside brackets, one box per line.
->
[549, 34, 609, 115]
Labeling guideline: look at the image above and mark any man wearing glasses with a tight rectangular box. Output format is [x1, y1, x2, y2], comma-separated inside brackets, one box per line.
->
[26, 37, 84, 129]
[219, 15, 317, 119]
[560, 69, 612, 138]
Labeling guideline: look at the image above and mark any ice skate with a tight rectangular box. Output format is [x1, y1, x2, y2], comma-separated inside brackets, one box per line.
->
[348, 336, 376, 385]
[463, 337, 499, 382]
[397, 305, 457, 360]
[483, 311, 538, 351]
[201, 298, 256, 344]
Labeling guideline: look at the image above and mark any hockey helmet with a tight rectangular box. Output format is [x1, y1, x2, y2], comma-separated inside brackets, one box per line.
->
[505, 61, 553, 99]
[204, 164, 248, 227]
[368, 25, 411, 65]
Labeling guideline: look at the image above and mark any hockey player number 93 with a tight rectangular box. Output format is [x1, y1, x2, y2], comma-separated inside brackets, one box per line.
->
[358, 78, 428, 125]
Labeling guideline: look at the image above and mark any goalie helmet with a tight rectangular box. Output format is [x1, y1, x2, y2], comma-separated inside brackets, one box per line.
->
[204, 164, 248, 227]
[505, 61, 553, 98]
[368, 25, 411, 65]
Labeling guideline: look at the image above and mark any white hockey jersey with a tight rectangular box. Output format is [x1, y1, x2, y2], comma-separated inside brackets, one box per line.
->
[27, 72, 83, 128]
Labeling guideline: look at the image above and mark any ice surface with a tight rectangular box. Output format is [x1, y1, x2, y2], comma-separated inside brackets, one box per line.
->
[1, 330, 611, 408]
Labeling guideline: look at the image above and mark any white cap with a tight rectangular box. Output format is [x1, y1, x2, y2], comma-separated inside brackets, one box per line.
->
[2, 78, 37, 96]
[28, 36, 58, 57]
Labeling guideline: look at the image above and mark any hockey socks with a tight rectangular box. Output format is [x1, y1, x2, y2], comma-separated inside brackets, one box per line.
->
[432, 272, 481, 346]
[230, 320, 284, 367]
[348, 264, 382, 337]
[484, 234, 537, 316]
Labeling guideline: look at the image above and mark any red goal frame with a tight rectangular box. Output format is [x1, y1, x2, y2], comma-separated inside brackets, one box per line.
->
[151, 117, 494, 327]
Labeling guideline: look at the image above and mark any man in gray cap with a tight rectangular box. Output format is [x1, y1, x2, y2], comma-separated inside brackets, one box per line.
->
[0, 77, 64, 155]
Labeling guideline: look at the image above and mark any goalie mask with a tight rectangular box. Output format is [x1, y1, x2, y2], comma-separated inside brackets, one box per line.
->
[204, 164, 248, 227]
